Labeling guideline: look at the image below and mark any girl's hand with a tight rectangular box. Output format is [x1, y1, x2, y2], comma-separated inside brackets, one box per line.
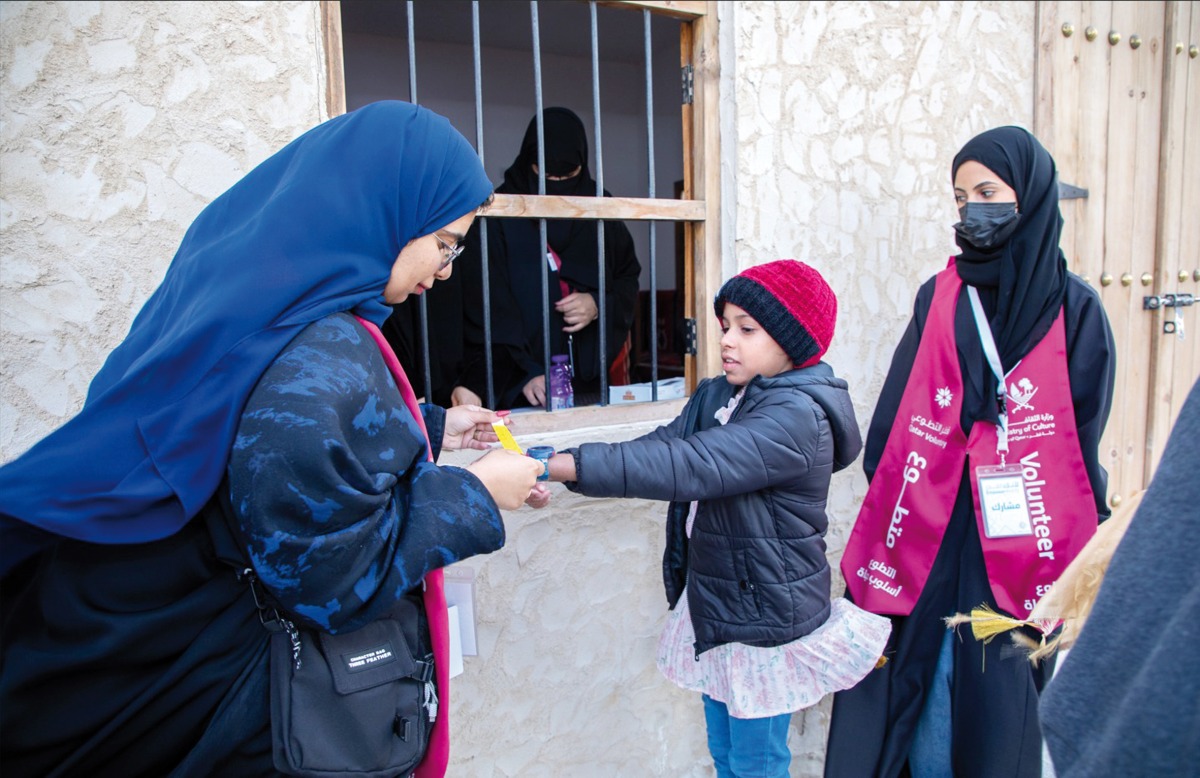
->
[546, 452, 577, 482]
[525, 483, 552, 509]
[443, 404, 500, 451]
[465, 449, 542, 510]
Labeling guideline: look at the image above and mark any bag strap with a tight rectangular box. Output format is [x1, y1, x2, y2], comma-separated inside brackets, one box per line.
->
[208, 490, 305, 669]
[353, 315, 452, 778]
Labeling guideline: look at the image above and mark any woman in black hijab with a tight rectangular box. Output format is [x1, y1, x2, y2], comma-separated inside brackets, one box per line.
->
[825, 127, 1116, 778]
[453, 107, 641, 409]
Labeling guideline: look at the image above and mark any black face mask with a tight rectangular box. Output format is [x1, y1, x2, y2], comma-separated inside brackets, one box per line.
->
[953, 202, 1021, 251]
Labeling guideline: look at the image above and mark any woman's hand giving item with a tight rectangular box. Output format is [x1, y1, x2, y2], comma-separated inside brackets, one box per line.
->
[465, 448, 543, 510]
[443, 404, 501, 450]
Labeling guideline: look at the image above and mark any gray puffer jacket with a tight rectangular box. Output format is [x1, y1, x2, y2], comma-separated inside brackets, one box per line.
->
[572, 364, 861, 655]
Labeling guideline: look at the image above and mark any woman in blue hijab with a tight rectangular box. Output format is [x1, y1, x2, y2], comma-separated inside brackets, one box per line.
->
[0, 101, 542, 775]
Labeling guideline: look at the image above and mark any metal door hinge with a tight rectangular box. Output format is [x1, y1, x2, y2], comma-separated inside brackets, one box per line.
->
[1059, 181, 1089, 200]
[684, 317, 697, 355]
[681, 65, 694, 105]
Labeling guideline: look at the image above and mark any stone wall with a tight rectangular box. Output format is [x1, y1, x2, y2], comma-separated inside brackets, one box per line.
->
[0, 0, 328, 456]
[0, 2, 1036, 775]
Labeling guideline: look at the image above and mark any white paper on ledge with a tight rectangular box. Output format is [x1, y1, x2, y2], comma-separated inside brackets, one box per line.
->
[446, 604, 464, 679]
[443, 566, 477, 656]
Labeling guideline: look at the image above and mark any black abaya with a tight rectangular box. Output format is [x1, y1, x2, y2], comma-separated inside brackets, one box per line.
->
[824, 273, 1114, 778]
[0, 506, 271, 777]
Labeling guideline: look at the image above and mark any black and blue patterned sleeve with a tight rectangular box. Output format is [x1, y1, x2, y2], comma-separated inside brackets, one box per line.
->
[227, 314, 505, 633]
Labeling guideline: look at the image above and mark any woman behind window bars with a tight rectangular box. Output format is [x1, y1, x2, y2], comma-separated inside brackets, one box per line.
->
[451, 106, 642, 410]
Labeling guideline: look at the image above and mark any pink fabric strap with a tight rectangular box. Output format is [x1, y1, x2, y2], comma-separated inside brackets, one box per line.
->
[840, 266, 968, 614]
[355, 316, 451, 778]
[548, 246, 572, 299]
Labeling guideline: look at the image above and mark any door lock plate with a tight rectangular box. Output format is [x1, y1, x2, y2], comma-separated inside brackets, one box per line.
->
[1143, 293, 1195, 310]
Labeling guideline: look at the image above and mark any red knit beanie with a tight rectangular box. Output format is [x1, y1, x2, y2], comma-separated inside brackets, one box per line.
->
[712, 259, 837, 367]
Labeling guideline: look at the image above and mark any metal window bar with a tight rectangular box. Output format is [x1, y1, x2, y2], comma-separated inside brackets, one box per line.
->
[530, 2, 553, 412]
[405, 0, 437, 403]
[590, 0, 608, 406]
[643, 9, 659, 401]
[471, 1, 496, 409]
[396, 0, 683, 410]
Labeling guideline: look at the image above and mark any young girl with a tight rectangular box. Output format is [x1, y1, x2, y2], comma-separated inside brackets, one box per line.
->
[546, 259, 890, 777]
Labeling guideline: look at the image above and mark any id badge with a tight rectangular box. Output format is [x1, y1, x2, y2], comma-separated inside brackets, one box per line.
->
[975, 463, 1033, 538]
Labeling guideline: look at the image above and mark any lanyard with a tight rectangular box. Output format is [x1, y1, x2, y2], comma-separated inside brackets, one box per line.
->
[546, 246, 577, 376]
[967, 286, 1019, 463]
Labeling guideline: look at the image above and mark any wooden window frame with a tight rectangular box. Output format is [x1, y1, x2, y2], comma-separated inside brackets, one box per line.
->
[319, 0, 721, 430]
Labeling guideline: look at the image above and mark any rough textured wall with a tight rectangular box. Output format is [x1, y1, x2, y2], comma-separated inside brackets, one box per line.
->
[0, 1, 1036, 776]
[439, 421, 712, 776]
[728, 2, 1035, 773]
[0, 0, 327, 459]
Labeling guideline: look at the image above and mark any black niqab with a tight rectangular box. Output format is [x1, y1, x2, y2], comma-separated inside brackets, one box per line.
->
[499, 107, 606, 291]
[504, 106, 590, 185]
[952, 126, 1068, 370]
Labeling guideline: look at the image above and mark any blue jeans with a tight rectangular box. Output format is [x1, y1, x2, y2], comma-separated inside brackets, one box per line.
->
[908, 629, 954, 778]
[701, 694, 792, 778]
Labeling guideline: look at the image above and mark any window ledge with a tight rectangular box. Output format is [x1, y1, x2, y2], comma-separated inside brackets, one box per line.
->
[502, 397, 688, 435]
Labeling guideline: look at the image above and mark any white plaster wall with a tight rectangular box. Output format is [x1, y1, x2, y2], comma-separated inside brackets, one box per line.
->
[439, 418, 711, 776]
[0, 0, 328, 459]
[1, 1, 1037, 776]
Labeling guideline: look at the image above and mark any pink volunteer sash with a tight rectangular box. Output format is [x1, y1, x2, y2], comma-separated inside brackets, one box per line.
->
[355, 316, 451, 778]
[840, 267, 1096, 618]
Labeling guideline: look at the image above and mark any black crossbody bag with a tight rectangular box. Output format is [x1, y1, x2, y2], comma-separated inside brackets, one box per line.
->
[215, 316, 446, 776]
[224, 558, 437, 777]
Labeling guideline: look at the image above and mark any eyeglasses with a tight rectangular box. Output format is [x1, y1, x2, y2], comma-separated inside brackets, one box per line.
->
[434, 234, 465, 270]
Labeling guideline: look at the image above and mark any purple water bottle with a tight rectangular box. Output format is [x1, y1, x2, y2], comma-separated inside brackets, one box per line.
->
[549, 354, 574, 410]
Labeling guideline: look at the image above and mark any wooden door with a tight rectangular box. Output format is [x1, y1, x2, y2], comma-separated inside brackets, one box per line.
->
[1147, 2, 1200, 475]
[1036, 1, 1200, 510]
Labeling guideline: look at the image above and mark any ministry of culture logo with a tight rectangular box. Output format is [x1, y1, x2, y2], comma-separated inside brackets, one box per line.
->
[935, 387, 953, 409]
[1008, 377, 1037, 412]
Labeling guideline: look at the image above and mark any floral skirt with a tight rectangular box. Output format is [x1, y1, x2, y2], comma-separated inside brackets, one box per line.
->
[656, 592, 891, 718]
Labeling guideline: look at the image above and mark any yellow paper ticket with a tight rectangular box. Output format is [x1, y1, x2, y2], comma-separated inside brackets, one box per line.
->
[492, 413, 523, 453]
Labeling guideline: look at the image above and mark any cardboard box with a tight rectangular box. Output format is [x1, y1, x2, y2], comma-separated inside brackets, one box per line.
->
[608, 377, 686, 405]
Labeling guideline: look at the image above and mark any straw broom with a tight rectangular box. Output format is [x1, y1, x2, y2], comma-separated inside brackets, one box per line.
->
[944, 489, 1143, 664]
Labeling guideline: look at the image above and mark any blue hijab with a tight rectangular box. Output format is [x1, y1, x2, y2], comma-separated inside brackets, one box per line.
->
[0, 101, 493, 568]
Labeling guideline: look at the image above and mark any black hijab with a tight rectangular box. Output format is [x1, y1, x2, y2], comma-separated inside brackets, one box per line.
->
[498, 107, 606, 291]
[952, 126, 1068, 369]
